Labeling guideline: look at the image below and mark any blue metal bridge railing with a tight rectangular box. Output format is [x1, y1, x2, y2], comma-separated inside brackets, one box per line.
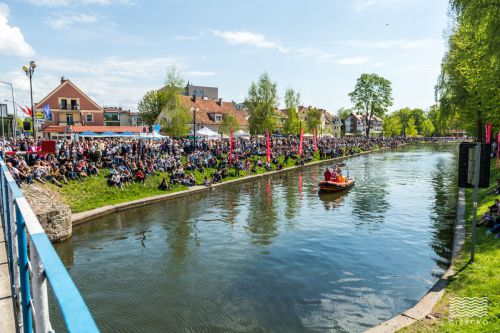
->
[0, 159, 99, 333]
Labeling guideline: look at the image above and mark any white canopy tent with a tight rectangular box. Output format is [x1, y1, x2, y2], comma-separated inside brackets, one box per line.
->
[234, 130, 250, 138]
[195, 127, 219, 138]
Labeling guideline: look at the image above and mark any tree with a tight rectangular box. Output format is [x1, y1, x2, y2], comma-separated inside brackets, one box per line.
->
[406, 118, 418, 137]
[245, 73, 279, 134]
[409, 108, 426, 134]
[383, 114, 402, 137]
[306, 107, 322, 133]
[138, 90, 167, 126]
[218, 114, 240, 136]
[349, 73, 393, 137]
[283, 88, 301, 135]
[421, 118, 435, 137]
[159, 65, 191, 136]
[394, 108, 412, 137]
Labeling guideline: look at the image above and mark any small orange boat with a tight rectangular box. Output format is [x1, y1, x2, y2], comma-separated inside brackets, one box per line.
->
[318, 176, 355, 193]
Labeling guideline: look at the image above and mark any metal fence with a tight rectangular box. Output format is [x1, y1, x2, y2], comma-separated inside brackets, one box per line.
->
[0, 159, 99, 332]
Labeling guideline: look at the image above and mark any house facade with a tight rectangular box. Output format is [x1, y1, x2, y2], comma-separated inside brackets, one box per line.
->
[157, 95, 248, 134]
[35, 78, 104, 132]
[103, 107, 131, 126]
[344, 113, 384, 136]
[183, 82, 218, 100]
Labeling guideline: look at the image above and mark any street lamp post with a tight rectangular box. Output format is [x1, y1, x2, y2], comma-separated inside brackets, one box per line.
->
[23, 60, 36, 138]
[0, 81, 17, 141]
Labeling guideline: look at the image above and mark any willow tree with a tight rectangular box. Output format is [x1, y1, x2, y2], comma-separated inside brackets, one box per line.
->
[159, 66, 190, 137]
[306, 107, 322, 133]
[283, 88, 301, 135]
[349, 73, 393, 137]
[246, 73, 279, 134]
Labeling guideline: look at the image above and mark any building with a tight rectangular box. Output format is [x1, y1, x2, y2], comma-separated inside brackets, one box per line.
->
[103, 107, 131, 126]
[37, 78, 146, 138]
[344, 113, 364, 135]
[158, 95, 247, 134]
[184, 82, 218, 100]
[344, 113, 384, 136]
[35, 78, 104, 132]
[129, 111, 143, 126]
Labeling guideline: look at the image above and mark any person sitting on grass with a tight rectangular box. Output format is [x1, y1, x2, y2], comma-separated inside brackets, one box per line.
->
[158, 178, 170, 191]
[187, 172, 196, 186]
[108, 173, 123, 189]
[204, 176, 212, 187]
[212, 170, 222, 183]
[135, 169, 146, 184]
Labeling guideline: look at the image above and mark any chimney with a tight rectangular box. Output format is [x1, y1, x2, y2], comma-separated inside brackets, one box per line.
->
[218, 98, 223, 105]
[192, 94, 196, 102]
[61, 76, 65, 84]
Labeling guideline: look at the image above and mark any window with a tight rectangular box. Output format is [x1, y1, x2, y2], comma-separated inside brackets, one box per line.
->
[71, 99, 78, 110]
[86, 114, 93, 122]
[60, 99, 67, 110]
[105, 113, 120, 126]
[66, 114, 74, 125]
[214, 114, 222, 122]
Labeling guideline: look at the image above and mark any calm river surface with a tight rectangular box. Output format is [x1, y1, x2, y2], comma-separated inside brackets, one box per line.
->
[53, 144, 458, 333]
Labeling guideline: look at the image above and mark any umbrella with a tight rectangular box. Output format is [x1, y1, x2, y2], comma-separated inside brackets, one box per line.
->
[80, 131, 98, 136]
[119, 131, 136, 137]
[196, 127, 219, 138]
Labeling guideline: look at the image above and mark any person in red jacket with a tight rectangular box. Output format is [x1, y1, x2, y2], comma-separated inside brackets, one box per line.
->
[324, 168, 332, 181]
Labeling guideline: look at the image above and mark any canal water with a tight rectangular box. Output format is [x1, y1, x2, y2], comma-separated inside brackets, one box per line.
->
[53, 144, 458, 333]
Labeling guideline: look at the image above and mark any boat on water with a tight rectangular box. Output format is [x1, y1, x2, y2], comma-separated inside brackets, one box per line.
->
[318, 178, 355, 193]
[318, 165, 355, 193]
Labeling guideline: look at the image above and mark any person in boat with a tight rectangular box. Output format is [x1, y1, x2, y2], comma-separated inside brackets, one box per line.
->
[324, 168, 332, 181]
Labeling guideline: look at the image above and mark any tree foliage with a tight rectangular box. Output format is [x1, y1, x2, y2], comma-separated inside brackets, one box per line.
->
[436, 0, 500, 140]
[218, 114, 240, 136]
[421, 118, 435, 137]
[159, 66, 190, 137]
[349, 73, 393, 137]
[383, 114, 402, 137]
[138, 90, 167, 126]
[246, 73, 279, 134]
[283, 88, 301, 135]
[306, 107, 322, 133]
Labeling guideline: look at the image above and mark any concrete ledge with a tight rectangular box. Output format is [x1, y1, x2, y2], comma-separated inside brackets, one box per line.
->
[365, 187, 466, 333]
[72, 146, 394, 225]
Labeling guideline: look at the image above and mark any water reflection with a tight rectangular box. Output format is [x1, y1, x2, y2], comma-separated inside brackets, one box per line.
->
[53, 144, 459, 333]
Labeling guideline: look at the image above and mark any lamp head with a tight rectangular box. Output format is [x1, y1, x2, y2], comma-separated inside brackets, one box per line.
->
[22, 65, 29, 73]
[30, 61, 36, 69]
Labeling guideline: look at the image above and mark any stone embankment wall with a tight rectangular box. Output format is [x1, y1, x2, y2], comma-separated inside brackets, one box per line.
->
[22, 184, 72, 242]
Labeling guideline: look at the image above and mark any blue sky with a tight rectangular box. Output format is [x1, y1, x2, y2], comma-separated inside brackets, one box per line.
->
[0, 0, 449, 115]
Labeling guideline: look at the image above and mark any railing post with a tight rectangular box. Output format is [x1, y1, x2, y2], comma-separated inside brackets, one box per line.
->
[9, 184, 23, 326]
[30, 239, 52, 333]
[15, 204, 33, 333]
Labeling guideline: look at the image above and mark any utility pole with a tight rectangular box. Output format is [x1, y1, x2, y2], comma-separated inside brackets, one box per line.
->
[470, 142, 481, 262]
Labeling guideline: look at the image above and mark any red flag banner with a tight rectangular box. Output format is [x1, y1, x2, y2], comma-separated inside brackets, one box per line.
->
[26, 106, 33, 116]
[229, 129, 234, 164]
[485, 123, 492, 144]
[266, 130, 271, 163]
[298, 128, 304, 156]
[313, 128, 318, 152]
[20, 105, 31, 116]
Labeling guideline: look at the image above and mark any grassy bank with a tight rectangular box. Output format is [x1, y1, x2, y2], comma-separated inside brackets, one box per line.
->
[399, 164, 500, 332]
[42, 150, 342, 213]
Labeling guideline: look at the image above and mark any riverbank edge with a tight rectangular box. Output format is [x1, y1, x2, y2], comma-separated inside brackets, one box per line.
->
[72, 145, 397, 226]
[365, 187, 466, 333]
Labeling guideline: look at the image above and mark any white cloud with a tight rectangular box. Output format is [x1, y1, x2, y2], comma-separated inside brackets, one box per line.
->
[186, 71, 215, 77]
[354, 0, 376, 11]
[213, 30, 336, 61]
[213, 30, 289, 53]
[45, 13, 98, 29]
[336, 57, 370, 65]
[0, 3, 35, 56]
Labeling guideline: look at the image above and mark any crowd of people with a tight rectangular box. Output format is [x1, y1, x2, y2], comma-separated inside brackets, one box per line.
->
[1, 135, 456, 191]
[479, 178, 500, 239]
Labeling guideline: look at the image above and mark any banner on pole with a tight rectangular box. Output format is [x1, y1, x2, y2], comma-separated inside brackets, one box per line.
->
[313, 128, 317, 152]
[266, 130, 271, 163]
[298, 128, 304, 156]
[229, 129, 234, 165]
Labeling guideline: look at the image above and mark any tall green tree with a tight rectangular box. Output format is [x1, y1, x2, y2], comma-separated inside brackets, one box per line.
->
[218, 114, 240, 136]
[283, 88, 301, 135]
[245, 73, 279, 134]
[348, 73, 393, 137]
[138, 90, 167, 126]
[406, 118, 418, 137]
[383, 114, 402, 137]
[421, 118, 435, 137]
[394, 108, 412, 137]
[436, 0, 500, 140]
[306, 107, 322, 133]
[159, 66, 191, 136]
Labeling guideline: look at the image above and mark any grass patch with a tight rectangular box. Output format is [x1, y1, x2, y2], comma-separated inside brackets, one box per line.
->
[43, 151, 328, 213]
[398, 164, 500, 332]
